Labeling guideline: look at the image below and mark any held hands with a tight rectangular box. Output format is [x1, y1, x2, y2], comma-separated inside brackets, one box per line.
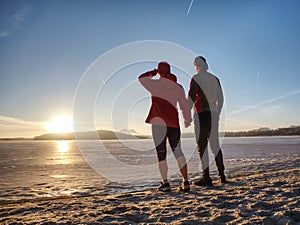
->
[184, 120, 192, 128]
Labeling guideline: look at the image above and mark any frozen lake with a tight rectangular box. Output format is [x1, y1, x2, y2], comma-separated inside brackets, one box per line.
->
[0, 136, 299, 203]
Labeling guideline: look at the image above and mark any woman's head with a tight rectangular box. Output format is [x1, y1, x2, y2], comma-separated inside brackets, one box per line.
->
[157, 61, 177, 82]
[158, 61, 170, 75]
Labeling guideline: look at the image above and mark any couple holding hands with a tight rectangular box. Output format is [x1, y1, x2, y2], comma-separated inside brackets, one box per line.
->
[138, 56, 226, 192]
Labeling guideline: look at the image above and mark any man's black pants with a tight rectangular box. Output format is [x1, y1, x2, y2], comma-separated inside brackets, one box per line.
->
[194, 111, 225, 176]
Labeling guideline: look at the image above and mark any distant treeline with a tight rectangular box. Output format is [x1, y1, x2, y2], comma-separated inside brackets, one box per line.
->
[0, 138, 33, 141]
[1, 126, 299, 141]
[34, 130, 149, 140]
[224, 126, 300, 137]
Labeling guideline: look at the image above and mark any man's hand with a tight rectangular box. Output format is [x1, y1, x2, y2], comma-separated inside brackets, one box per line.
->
[217, 111, 221, 121]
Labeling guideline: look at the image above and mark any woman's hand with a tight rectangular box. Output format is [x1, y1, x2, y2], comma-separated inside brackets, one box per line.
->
[184, 120, 192, 128]
[150, 69, 158, 76]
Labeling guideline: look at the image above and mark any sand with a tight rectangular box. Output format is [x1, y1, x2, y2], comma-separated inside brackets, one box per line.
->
[1, 168, 299, 225]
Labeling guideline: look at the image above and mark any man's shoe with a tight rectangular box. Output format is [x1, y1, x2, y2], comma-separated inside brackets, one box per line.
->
[217, 174, 227, 184]
[193, 176, 213, 186]
[157, 182, 171, 192]
[179, 181, 190, 192]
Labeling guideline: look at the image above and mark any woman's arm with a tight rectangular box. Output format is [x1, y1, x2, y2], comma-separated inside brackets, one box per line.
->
[138, 69, 158, 92]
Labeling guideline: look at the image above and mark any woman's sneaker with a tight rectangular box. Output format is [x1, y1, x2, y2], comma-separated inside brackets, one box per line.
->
[157, 182, 171, 192]
[179, 181, 190, 192]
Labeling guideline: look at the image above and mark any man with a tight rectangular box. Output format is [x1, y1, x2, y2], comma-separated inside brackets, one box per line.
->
[139, 62, 192, 192]
[188, 56, 226, 186]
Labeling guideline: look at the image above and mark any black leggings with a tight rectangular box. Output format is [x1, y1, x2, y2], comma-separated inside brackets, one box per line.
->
[152, 124, 184, 161]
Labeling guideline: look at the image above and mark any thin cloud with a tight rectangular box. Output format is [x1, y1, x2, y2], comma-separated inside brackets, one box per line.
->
[228, 89, 300, 116]
[187, 0, 194, 15]
[13, 8, 28, 22]
[0, 5, 30, 39]
[0, 115, 45, 138]
[0, 115, 40, 127]
[0, 31, 10, 38]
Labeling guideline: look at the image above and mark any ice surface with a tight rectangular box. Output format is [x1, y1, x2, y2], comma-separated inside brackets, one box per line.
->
[0, 137, 299, 203]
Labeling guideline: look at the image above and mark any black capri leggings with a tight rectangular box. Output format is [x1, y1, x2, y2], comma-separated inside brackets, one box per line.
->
[152, 124, 184, 161]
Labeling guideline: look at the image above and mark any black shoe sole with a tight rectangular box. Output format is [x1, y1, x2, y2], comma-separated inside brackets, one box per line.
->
[193, 181, 213, 187]
[178, 186, 190, 192]
[157, 188, 171, 192]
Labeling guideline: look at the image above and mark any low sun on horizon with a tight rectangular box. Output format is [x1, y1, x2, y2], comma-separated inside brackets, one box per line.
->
[46, 114, 74, 133]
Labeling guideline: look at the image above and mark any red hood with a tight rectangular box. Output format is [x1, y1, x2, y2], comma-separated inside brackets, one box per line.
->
[161, 73, 177, 83]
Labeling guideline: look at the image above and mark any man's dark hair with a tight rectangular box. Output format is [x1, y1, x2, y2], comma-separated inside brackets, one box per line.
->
[199, 56, 207, 64]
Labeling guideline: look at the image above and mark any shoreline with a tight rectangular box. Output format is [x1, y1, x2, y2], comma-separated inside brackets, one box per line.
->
[1, 168, 299, 224]
[1, 135, 300, 141]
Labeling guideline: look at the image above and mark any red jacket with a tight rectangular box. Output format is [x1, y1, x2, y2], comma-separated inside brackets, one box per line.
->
[139, 70, 192, 128]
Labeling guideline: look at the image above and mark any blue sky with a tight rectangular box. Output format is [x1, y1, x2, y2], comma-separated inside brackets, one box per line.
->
[1, 0, 300, 137]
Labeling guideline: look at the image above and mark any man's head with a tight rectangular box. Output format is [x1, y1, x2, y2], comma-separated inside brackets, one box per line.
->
[194, 56, 209, 72]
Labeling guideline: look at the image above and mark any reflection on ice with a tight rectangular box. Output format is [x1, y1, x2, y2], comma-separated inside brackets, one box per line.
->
[50, 175, 68, 178]
[57, 141, 69, 153]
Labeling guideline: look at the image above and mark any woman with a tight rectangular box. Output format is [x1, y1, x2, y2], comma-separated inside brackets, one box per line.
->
[138, 61, 192, 192]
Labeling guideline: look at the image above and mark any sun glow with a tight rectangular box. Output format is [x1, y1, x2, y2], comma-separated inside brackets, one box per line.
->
[57, 141, 70, 153]
[46, 115, 74, 133]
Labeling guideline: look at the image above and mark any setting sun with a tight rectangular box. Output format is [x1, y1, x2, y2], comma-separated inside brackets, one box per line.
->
[46, 115, 74, 133]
